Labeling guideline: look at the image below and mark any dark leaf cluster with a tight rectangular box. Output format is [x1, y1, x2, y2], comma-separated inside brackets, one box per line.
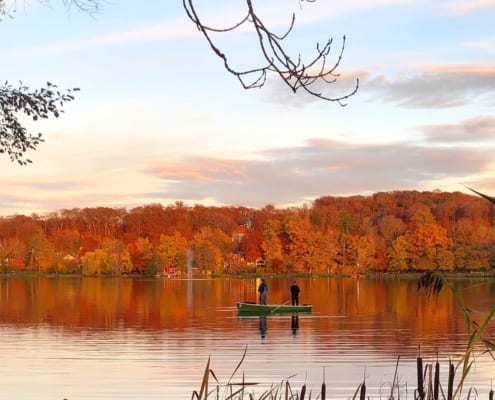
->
[417, 271, 444, 298]
[0, 81, 79, 165]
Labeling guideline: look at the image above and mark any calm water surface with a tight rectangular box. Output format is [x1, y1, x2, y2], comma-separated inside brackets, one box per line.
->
[0, 276, 494, 399]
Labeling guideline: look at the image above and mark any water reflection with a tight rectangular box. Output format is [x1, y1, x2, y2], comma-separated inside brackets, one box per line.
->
[239, 314, 301, 339]
[1, 275, 494, 351]
[0, 276, 494, 400]
[259, 316, 267, 338]
[291, 315, 299, 335]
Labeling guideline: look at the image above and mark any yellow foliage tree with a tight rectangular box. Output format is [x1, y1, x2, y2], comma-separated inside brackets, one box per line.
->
[81, 240, 132, 276]
[355, 234, 376, 272]
[192, 231, 223, 274]
[261, 219, 283, 271]
[28, 232, 56, 272]
[158, 232, 189, 273]
[388, 235, 410, 271]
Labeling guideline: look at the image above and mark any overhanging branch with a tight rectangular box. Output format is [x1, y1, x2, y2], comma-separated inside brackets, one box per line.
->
[183, 0, 359, 105]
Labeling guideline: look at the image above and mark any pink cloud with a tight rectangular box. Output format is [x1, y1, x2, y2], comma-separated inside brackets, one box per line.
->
[147, 158, 253, 183]
[446, 0, 495, 16]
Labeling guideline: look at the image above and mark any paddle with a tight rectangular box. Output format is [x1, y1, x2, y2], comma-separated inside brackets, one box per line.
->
[270, 299, 290, 314]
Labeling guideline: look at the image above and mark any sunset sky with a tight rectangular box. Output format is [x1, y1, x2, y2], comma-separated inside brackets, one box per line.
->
[1, 0, 495, 216]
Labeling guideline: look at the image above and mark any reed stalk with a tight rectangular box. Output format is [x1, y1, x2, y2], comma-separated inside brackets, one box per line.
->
[433, 360, 439, 400]
[418, 266, 495, 400]
[417, 354, 424, 400]
[193, 351, 494, 400]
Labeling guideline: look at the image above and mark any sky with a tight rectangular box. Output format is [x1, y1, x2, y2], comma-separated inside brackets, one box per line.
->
[1, 0, 495, 216]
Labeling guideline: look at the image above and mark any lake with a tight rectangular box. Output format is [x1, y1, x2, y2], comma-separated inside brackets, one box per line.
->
[0, 275, 494, 399]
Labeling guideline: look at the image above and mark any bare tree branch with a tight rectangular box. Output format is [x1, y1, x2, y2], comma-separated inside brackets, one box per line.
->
[59, 0, 101, 14]
[183, 0, 359, 105]
[0, 0, 102, 17]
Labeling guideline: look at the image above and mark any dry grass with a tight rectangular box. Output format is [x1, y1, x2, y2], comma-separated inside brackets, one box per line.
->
[190, 346, 337, 400]
[191, 347, 494, 400]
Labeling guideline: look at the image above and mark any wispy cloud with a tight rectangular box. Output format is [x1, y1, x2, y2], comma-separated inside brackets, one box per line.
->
[462, 38, 495, 52]
[7, 180, 87, 191]
[144, 138, 494, 207]
[366, 64, 495, 108]
[1, 127, 494, 214]
[147, 158, 255, 183]
[442, 0, 495, 16]
[420, 115, 495, 143]
[253, 0, 424, 26]
[8, 17, 198, 58]
[263, 64, 495, 108]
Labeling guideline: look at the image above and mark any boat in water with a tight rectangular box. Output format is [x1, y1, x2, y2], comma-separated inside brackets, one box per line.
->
[236, 301, 312, 315]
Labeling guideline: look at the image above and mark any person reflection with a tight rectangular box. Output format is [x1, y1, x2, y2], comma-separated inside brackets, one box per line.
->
[259, 316, 267, 338]
[291, 315, 299, 335]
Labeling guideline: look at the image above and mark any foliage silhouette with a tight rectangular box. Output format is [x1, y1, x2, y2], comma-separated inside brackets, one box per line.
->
[0, 0, 99, 164]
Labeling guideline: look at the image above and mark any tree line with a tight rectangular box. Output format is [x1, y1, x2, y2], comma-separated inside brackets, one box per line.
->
[1, 190, 494, 276]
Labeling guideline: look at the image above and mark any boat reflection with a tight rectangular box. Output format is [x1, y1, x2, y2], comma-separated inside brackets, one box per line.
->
[291, 315, 299, 335]
[259, 316, 267, 338]
[237, 313, 303, 338]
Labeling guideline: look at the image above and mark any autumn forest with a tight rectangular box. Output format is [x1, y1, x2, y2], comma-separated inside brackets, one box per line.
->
[1, 190, 495, 276]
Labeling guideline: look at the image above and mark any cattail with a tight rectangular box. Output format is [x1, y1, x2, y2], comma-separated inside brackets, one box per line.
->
[434, 361, 440, 400]
[360, 382, 367, 400]
[417, 356, 425, 399]
[321, 366, 326, 400]
[489, 389, 493, 400]
[447, 361, 455, 400]
[300, 384, 307, 400]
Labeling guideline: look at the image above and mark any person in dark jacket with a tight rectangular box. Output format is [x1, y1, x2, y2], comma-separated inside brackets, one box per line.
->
[258, 278, 268, 305]
[290, 281, 301, 306]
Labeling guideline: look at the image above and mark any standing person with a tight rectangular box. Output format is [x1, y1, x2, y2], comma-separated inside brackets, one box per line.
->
[290, 281, 301, 306]
[258, 278, 268, 305]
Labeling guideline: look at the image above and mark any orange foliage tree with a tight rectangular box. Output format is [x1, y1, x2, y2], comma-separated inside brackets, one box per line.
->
[1, 190, 495, 275]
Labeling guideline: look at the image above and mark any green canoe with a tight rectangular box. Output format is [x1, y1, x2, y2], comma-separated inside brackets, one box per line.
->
[237, 301, 312, 315]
